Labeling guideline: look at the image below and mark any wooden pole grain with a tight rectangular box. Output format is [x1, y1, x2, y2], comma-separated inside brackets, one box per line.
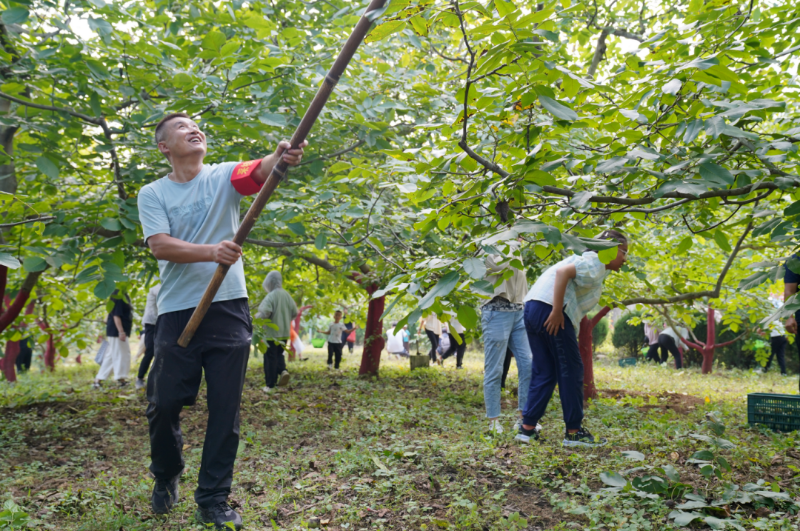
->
[177, 0, 388, 347]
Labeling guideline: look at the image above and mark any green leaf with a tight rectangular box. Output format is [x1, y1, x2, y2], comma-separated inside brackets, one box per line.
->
[698, 163, 734, 186]
[287, 222, 306, 236]
[662, 464, 680, 482]
[418, 272, 460, 309]
[88, 17, 113, 36]
[495, 0, 516, 16]
[328, 161, 350, 173]
[202, 31, 227, 52]
[22, 256, 47, 273]
[738, 270, 770, 290]
[676, 236, 693, 255]
[713, 230, 731, 253]
[599, 472, 627, 488]
[538, 95, 578, 121]
[93, 277, 117, 299]
[365, 20, 405, 43]
[597, 245, 618, 264]
[2, 7, 29, 24]
[0, 252, 20, 269]
[99, 218, 122, 231]
[462, 257, 486, 279]
[314, 233, 327, 250]
[35, 156, 59, 179]
[471, 280, 495, 296]
[621, 450, 645, 461]
[784, 200, 800, 217]
[670, 511, 702, 526]
[456, 305, 478, 330]
[259, 112, 286, 127]
[691, 450, 714, 461]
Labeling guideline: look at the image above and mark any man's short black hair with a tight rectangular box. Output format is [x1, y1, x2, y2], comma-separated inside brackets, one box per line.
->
[154, 112, 191, 145]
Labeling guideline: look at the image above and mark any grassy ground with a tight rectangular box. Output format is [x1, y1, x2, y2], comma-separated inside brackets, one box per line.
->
[2, 346, 800, 530]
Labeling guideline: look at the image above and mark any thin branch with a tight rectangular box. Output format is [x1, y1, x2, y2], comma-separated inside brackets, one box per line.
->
[298, 139, 365, 166]
[0, 215, 55, 228]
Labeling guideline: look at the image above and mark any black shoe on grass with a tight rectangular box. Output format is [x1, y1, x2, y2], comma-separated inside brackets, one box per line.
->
[562, 427, 607, 448]
[514, 424, 540, 444]
[151, 473, 180, 514]
[196, 501, 243, 530]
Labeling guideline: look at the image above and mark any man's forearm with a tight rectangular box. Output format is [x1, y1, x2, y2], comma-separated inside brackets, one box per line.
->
[785, 283, 797, 302]
[149, 234, 215, 263]
[551, 266, 575, 311]
[113, 316, 125, 335]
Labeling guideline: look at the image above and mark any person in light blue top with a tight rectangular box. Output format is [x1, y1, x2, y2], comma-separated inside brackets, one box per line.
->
[515, 230, 628, 448]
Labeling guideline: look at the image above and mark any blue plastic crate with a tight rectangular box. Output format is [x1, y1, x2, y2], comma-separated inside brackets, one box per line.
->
[748, 393, 800, 432]
[618, 357, 637, 367]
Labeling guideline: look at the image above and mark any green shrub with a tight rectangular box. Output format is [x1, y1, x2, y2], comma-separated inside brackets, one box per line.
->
[612, 311, 644, 358]
[591, 314, 609, 348]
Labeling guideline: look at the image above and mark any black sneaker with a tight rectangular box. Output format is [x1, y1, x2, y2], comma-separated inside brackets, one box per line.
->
[563, 427, 607, 448]
[196, 501, 243, 530]
[151, 473, 180, 514]
[514, 424, 541, 444]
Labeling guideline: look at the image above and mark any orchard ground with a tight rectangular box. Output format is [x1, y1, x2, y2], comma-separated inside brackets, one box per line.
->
[2, 345, 800, 531]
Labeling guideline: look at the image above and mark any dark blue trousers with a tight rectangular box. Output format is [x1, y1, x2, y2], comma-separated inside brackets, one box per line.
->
[522, 300, 583, 430]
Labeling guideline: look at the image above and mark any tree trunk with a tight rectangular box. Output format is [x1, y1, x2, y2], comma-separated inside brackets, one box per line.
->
[579, 306, 611, 401]
[2, 339, 19, 382]
[701, 307, 716, 374]
[358, 285, 385, 377]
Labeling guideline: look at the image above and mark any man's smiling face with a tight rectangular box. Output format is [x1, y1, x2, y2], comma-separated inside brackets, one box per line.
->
[158, 117, 207, 162]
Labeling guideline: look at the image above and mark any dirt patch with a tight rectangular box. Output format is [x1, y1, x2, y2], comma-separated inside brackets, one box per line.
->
[505, 484, 565, 529]
[600, 388, 705, 414]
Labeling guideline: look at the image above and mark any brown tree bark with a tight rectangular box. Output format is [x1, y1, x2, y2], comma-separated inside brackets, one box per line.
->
[358, 284, 385, 377]
[579, 306, 611, 401]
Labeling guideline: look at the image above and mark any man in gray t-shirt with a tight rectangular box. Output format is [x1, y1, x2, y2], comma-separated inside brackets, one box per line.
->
[138, 112, 306, 530]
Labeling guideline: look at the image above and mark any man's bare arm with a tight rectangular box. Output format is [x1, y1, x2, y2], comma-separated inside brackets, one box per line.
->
[148, 233, 242, 265]
[253, 140, 309, 184]
[113, 315, 127, 342]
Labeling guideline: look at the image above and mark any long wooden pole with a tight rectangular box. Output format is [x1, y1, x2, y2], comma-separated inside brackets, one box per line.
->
[178, 0, 388, 347]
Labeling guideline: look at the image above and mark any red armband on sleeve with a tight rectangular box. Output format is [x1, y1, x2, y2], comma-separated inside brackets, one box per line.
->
[230, 160, 263, 196]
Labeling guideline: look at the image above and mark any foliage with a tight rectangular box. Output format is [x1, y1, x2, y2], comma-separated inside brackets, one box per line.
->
[612, 310, 644, 358]
[591, 312, 609, 348]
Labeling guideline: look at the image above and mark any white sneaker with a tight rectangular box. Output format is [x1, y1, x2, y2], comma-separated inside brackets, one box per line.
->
[278, 371, 291, 387]
[489, 420, 504, 434]
[262, 386, 273, 394]
[135, 378, 146, 390]
[327, 364, 333, 370]
[91, 381, 101, 390]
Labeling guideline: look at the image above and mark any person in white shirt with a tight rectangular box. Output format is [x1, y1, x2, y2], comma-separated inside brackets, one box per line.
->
[322, 310, 352, 369]
[440, 315, 467, 368]
[516, 230, 627, 448]
[136, 284, 161, 390]
[658, 325, 689, 369]
[422, 313, 441, 363]
[481, 244, 533, 435]
[643, 321, 660, 363]
[386, 323, 407, 359]
[763, 294, 788, 375]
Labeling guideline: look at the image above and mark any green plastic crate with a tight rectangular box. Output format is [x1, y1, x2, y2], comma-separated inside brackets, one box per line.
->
[747, 393, 800, 432]
[618, 357, 637, 367]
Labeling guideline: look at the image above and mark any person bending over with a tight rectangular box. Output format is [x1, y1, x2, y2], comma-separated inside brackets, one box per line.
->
[516, 230, 627, 447]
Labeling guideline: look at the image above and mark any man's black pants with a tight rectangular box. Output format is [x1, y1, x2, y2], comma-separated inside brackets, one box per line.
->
[441, 331, 467, 368]
[425, 330, 439, 362]
[658, 334, 683, 369]
[15, 338, 32, 372]
[766, 336, 788, 375]
[146, 298, 251, 508]
[263, 340, 286, 388]
[327, 342, 343, 368]
[645, 343, 660, 363]
[138, 323, 156, 380]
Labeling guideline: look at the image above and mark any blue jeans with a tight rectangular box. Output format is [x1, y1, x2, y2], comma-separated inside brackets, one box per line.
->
[481, 308, 532, 419]
[522, 300, 583, 430]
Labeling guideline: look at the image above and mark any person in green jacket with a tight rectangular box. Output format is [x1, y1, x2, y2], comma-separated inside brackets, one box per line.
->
[255, 271, 298, 393]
